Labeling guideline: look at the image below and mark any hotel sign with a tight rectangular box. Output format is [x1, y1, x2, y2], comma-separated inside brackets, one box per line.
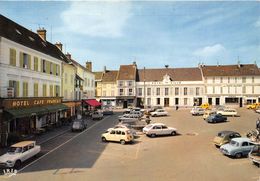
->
[3, 98, 62, 109]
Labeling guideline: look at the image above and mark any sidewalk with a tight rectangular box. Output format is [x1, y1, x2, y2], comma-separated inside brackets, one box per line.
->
[0, 124, 71, 156]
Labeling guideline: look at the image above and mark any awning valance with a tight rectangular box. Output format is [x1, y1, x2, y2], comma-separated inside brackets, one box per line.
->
[83, 99, 102, 107]
[5, 106, 49, 119]
[45, 104, 69, 112]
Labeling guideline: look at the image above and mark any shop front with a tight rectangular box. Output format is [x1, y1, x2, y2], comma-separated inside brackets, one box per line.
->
[0, 97, 68, 146]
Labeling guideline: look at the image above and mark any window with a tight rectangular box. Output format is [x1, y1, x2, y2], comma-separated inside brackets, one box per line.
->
[147, 88, 151, 96]
[34, 57, 38, 71]
[20, 53, 31, 69]
[9, 80, 19, 97]
[116, 130, 121, 135]
[228, 77, 230, 83]
[175, 87, 179, 95]
[213, 77, 215, 83]
[42, 59, 46, 73]
[213, 86, 215, 94]
[196, 87, 200, 96]
[252, 77, 255, 83]
[50, 85, 53, 97]
[147, 98, 151, 106]
[138, 88, 142, 96]
[128, 81, 133, 86]
[103, 91, 106, 96]
[242, 142, 249, 147]
[34, 83, 38, 97]
[184, 98, 188, 105]
[23, 82, 28, 97]
[165, 88, 169, 96]
[156, 88, 160, 96]
[42, 84, 47, 97]
[252, 86, 254, 94]
[184, 87, 188, 95]
[119, 89, 124, 96]
[220, 77, 223, 83]
[111, 90, 114, 96]
[242, 77, 246, 83]
[9, 48, 16, 66]
[119, 81, 123, 87]
[157, 98, 160, 105]
[110, 130, 115, 134]
[56, 65, 59, 76]
[242, 86, 246, 94]
[129, 88, 133, 95]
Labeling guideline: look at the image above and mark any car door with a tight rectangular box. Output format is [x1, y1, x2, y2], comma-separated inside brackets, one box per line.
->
[21, 146, 30, 162]
[162, 125, 170, 135]
[107, 130, 116, 141]
[151, 125, 162, 135]
[241, 142, 253, 155]
[115, 130, 122, 142]
[27, 143, 36, 159]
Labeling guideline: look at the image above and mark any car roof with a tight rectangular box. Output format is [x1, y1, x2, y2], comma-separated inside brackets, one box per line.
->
[218, 130, 239, 135]
[12, 141, 35, 147]
[150, 123, 166, 126]
[110, 127, 130, 131]
[231, 137, 251, 142]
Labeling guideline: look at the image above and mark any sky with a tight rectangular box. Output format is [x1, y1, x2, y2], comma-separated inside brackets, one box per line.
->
[0, 1, 259, 71]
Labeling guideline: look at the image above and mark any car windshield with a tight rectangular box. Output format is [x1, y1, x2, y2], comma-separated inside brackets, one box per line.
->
[73, 122, 81, 126]
[230, 140, 239, 147]
[145, 124, 154, 129]
[8, 146, 22, 153]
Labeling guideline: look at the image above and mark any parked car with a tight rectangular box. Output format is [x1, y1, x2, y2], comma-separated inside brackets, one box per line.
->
[150, 109, 168, 117]
[255, 109, 260, 114]
[213, 131, 241, 147]
[190, 107, 205, 116]
[247, 103, 260, 109]
[109, 123, 137, 137]
[101, 128, 134, 145]
[129, 110, 143, 118]
[71, 120, 86, 132]
[217, 108, 238, 117]
[92, 111, 104, 120]
[143, 123, 177, 137]
[200, 103, 211, 109]
[203, 110, 216, 120]
[102, 106, 113, 115]
[118, 114, 140, 124]
[0, 141, 41, 168]
[249, 144, 260, 166]
[220, 138, 255, 158]
[206, 114, 227, 123]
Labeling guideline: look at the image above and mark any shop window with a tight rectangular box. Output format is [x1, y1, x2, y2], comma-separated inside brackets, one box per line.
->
[9, 80, 19, 97]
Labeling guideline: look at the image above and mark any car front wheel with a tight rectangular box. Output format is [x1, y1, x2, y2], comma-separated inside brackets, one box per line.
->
[120, 140, 126, 145]
[235, 152, 242, 158]
[151, 134, 156, 138]
[101, 137, 107, 142]
[14, 160, 22, 169]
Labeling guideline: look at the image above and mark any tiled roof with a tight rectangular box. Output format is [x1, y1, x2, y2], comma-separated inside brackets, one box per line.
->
[137, 68, 202, 81]
[94, 72, 103, 80]
[118, 64, 137, 80]
[201, 64, 260, 76]
[0, 15, 68, 63]
[102, 70, 118, 82]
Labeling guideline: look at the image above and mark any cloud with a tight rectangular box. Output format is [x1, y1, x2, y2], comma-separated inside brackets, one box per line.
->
[60, 2, 132, 38]
[255, 18, 260, 27]
[193, 44, 226, 58]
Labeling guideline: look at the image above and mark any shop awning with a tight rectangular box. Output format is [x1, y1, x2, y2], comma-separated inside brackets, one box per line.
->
[84, 99, 102, 107]
[45, 104, 69, 112]
[5, 106, 49, 119]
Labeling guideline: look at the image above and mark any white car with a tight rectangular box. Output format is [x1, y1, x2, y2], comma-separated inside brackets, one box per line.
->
[92, 111, 103, 120]
[101, 128, 134, 145]
[217, 108, 238, 117]
[190, 107, 205, 116]
[143, 123, 177, 137]
[150, 109, 168, 117]
[108, 124, 137, 137]
[256, 109, 260, 114]
[0, 141, 41, 168]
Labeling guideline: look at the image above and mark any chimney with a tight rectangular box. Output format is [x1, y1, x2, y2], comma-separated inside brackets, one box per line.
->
[66, 53, 71, 60]
[238, 60, 241, 68]
[37, 28, 47, 41]
[55, 42, 63, 51]
[86, 61, 92, 72]
[103, 66, 107, 73]
[133, 61, 137, 66]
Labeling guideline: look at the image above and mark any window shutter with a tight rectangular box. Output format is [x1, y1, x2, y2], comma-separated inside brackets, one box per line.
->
[16, 81, 20, 97]
[46, 61, 50, 74]
[9, 80, 13, 87]
[41, 59, 43, 72]
[19, 52, 23, 68]
[9, 49, 16, 66]
[28, 54, 31, 69]
[34, 57, 38, 71]
[54, 85, 57, 97]
[53, 64, 57, 75]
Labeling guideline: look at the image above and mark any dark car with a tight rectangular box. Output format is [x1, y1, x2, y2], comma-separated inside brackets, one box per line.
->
[71, 120, 87, 132]
[213, 130, 241, 147]
[206, 114, 227, 123]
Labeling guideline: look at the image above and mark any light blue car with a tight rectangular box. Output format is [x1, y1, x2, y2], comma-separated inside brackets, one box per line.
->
[220, 137, 255, 158]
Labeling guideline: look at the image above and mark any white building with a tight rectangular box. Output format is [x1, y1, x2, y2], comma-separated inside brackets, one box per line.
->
[201, 63, 260, 107]
[136, 68, 205, 107]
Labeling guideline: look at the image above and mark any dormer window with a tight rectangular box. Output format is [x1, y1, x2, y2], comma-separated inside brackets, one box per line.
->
[16, 29, 22, 35]
[29, 36, 35, 41]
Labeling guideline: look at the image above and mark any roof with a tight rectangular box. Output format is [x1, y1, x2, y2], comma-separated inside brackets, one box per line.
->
[94, 72, 103, 80]
[201, 64, 260, 77]
[137, 68, 202, 81]
[102, 70, 118, 82]
[118, 64, 137, 80]
[0, 15, 68, 63]
[12, 141, 35, 147]
[70, 59, 90, 73]
[76, 74, 84, 81]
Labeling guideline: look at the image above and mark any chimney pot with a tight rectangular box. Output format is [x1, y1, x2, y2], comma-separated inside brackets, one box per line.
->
[66, 53, 71, 60]
[37, 28, 47, 41]
[55, 42, 63, 52]
[86, 61, 92, 72]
